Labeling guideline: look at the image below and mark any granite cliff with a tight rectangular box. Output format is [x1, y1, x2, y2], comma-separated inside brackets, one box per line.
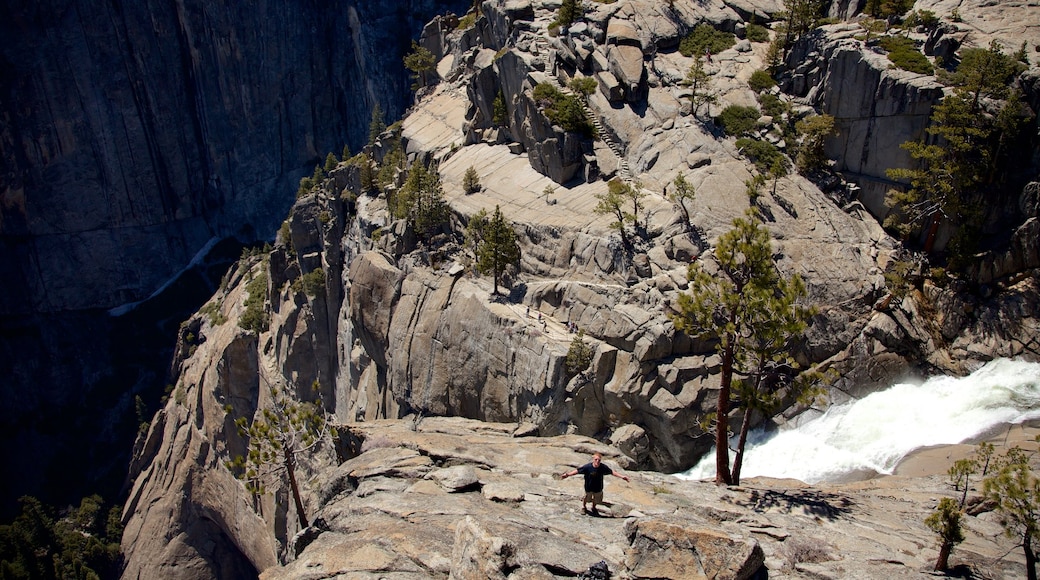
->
[0, 0, 470, 514]
[120, 0, 1040, 578]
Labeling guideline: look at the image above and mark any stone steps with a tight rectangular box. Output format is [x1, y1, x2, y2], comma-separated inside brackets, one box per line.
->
[530, 41, 633, 184]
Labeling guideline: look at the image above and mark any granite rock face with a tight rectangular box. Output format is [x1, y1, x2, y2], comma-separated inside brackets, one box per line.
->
[0, 0, 467, 314]
[0, 0, 470, 514]
[119, 1, 1040, 576]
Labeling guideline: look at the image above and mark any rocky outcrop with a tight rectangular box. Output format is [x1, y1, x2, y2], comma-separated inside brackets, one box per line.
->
[121, 1, 1040, 576]
[135, 414, 1032, 580]
[780, 25, 945, 218]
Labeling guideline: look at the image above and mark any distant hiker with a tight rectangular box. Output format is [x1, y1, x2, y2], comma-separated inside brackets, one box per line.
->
[705, 49, 712, 64]
[561, 452, 629, 515]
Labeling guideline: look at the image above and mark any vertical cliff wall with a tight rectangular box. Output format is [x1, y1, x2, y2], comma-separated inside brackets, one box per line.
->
[0, 0, 468, 517]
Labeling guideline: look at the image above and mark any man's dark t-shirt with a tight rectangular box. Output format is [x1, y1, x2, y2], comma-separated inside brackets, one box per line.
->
[577, 462, 613, 492]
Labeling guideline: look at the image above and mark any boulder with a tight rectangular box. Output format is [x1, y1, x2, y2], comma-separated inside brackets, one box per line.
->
[625, 518, 765, 580]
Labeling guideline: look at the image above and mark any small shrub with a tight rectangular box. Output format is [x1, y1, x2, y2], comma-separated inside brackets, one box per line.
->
[199, 301, 227, 326]
[748, 69, 776, 93]
[532, 82, 595, 137]
[757, 92, 786, 118]
[746, 23, 770, 43]
[458, 12, 476, 30]
[679, 23, 736, 57]
[463, 166, 481, 194]
[879, 36, 934, 74]
[735, 138, 785, 174]
[296, 176, 314, 199]
[300, 268, 325, 297]
[239, 269, 270, 334]
[493, 91, 508, 126]
[716, 105, 761, 137]
[568, 76, 598, 100]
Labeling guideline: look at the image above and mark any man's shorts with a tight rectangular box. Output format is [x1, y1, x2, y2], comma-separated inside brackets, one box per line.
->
[583, 491, 604, 504]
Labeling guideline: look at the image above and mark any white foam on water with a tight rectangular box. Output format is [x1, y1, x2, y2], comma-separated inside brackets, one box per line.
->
[678, 358, 1040, 483]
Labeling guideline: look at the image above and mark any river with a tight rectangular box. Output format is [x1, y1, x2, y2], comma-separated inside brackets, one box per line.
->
[678, 358, 1040, 483]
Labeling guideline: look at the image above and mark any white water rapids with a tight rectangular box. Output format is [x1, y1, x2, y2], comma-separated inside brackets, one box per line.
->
[678, 358, 1040, 484]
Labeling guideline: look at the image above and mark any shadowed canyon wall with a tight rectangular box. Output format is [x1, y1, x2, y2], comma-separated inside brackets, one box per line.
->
[0, 0, 468, 516]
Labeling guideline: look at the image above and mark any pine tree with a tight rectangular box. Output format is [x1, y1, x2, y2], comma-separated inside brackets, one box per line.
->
[594, 178, 641, 248]
[670, 172, 696, 232]
[670, 210, 814, 485]
[404, 41, 436, 90]
[926, 497, 965, 572]
[983, 444, 1040, 580]
[231, 382, 335, 530]
[565, 330, 594, 377]
[476, 205, 521, 294]
[795, 114, 836, 175]
[463, 166, 481, 194]
[398, 162, 449, 242]
[368, 103, 386, 146]
[684, 56, 716, 118]
[324, 152, 338, 173]
[557, 0, 580, 27]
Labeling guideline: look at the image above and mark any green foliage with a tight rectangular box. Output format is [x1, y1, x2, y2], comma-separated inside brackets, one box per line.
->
[679, 23, 736, 58]
[296, 176, 314, 199]
[475, 205, 521, 294]
[795, 113, 836, 174]
[398, 161, 449, 242]
[669, 172, 696, 231]
[878, 36, 933, 74]
[300, 268, 325, 297]
[239, 266, 269, 334]
[716, 105, 761, 137]
[565, 330, 594, 376]
[670, 210, 815, 485]
[757, 92, 786, 119]
[465, 208, 489, 256]
[0, 495, 123, 580]
[745, 173, 766, 203]
[882, 259, 916, 299]
[554, 0, 581, 28]
[903, 9, 939, 30]
[746, 23, 770, 43]
[378, 144, 406, 194]
[925, 497, 965, 572]
[568, 76, 598, 100]
[736, 138, 786, 175]
[492, 90, 508, 126]
[683, 56, 716, 117]
[368, 103, 386, 146]
[748, 69, 776, 93]
[324, 152, 339, 173]
[199, 301, 227, 326]
[463, 166, 481, 194]
[351, 153, 376, 193]
[232, 384, 334, 529]
[882, 76, 1025, 263]
[403, 41, 436, 90]
[532, 83, 595, 137]
[865, 0, 912, 18]
[778, 0, 826, 52]
[458, 12, 476, 30]
[594, 179, 643, 248]
[940, 41, 1026, 110]
[981, 439, 1040, 580]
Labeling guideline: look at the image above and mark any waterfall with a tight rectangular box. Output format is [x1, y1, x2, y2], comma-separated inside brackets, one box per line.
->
[678, 358, 1040, 484]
